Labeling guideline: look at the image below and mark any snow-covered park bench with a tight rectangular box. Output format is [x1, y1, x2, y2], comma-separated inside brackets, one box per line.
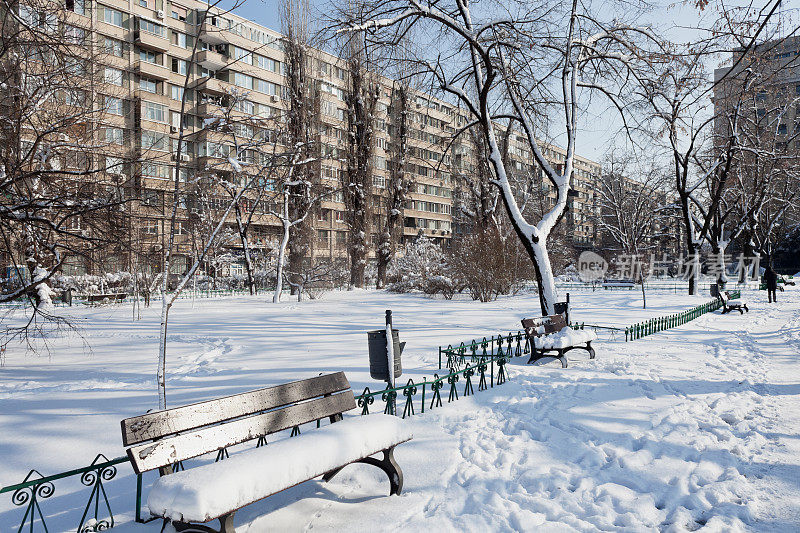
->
[86, 292, 127, 304]
[601, 280, 635, 290]
[521, 315, 597, 368]
[720, 290, 749, 314]
[120, 372, 413, 533]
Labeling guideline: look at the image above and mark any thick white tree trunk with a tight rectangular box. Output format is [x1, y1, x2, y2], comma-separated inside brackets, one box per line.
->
[273, 190, 291, 304]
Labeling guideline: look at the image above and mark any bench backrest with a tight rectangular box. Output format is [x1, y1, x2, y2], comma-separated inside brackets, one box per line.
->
[521, 315, 567, 338]
[121, 372, 355, 474]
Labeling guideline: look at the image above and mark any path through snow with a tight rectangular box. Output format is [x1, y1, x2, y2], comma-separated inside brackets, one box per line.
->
[1, 288, 799, 531]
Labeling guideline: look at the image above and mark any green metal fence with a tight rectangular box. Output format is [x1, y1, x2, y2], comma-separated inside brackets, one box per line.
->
[623, 291, 738, 342]
[438, 330, 531, 370]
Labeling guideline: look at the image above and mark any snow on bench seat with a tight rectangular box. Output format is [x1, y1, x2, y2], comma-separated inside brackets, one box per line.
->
[533, 327, 598, 350]
[148, 414, 412, 523]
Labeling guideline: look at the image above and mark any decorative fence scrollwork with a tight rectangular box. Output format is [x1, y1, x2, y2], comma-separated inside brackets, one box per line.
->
[1, 454, 130, 533]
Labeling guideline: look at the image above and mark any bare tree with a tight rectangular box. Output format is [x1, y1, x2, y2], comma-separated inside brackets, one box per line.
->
[0, 0, 131, 343]
[633, 0, 787, 294]
[714, 27, 800, 276]
[341, 28, 378, 289]
[269, 151, 334, 303]
[376, 79, 412, 288]
[338, 0, 651, 314]
[281, 0, 321, 295]
[595, 154, 672, 258]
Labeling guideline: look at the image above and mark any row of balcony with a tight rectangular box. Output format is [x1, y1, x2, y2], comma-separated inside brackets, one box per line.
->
[132, 51, 225, 82]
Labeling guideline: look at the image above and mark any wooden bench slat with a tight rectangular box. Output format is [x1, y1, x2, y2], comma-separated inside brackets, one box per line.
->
[121, 372, 350, 446]
[127, 390, 356, 474]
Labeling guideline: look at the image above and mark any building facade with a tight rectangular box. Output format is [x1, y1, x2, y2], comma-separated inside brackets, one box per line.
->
[6, 0, 602, 277]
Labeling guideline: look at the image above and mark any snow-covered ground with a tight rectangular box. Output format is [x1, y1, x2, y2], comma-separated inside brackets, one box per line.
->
[1, 286, 799, 531]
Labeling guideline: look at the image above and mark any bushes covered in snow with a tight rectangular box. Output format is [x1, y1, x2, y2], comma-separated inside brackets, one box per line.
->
[450, 228, 534, 302]
[387, 232, 534, 301]
[386, 237, 457, 298]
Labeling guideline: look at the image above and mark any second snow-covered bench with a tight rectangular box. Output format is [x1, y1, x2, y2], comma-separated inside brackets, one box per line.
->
[522, 315, 597, 368]
[720, 290, 749, 314]
[121, 372, 412, 533]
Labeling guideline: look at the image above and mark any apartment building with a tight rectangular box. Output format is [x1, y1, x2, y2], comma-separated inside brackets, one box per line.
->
[9, 0, 601, 277]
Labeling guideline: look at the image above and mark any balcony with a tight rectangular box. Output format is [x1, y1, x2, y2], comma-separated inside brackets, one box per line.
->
[190, 76, 229, 95]
[196, 49, 228, 70]
[135, 60, 170, 81]
[133, 89, 170, 106]
[199, 22, 228, 44]
[194, 101, 224, 117]
[136, 30, 170, 52]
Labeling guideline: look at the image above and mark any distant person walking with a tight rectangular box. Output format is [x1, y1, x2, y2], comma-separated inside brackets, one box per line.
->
[765, 265, 778, 303]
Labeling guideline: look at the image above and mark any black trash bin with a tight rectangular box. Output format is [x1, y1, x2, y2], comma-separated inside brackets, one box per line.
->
[710, 283, 719, 298]
[367, 329, 404, 382]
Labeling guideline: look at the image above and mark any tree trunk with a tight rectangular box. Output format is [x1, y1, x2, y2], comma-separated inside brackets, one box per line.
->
[274, 218, 290, 303]
[157, 285, 169, 409]
[235, 206, 256, 295]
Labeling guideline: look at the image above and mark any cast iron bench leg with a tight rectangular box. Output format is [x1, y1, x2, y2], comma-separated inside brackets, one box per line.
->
[167, 512, 235, 533]
[527, 349, 568, 368]
[323, 446, 404, 495]
[562, 343, 595, 361]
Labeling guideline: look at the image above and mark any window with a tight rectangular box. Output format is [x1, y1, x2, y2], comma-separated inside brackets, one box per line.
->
[171, 4, 188, 21]
[139, 19, 165, 38]
[255, 55, 280, 73]
[61, 88, 85, 106]
[102, 5, 124, 27]
[105, 127, 124, 145]
[170, 84, 184, 101]
[142, 163, 169, 179]
[139, 78, 157, 93]
[172, 31, 190, 49]
[138, 0, 148, 7]
[63, 24, 85, 43]
[143, 219, 159, 235]
[171, 58, 188, 75]
[255, 79, 278, 95]
[372, 176, 385, 188]
[105, 156, 124, 174]
[232, 46, 251, 61]
[141, 130, 168, 151]
[103, 36, 123, 57]
[105, 96, 123, 115]
[234, 72, 252, 90]
[778, 123, 787, 135]
[233, 99, 255, 114]
[316, 229, 330, 243]
[139, 49, 159, 64]
[104, 67, 123, 86]
[142, 101, 167, 123]
[66, 0, 85, 15]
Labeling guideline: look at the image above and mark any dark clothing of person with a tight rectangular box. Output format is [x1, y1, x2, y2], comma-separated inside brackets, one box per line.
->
[765, 269, 778, 290]
[765, 268, 778, 303]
